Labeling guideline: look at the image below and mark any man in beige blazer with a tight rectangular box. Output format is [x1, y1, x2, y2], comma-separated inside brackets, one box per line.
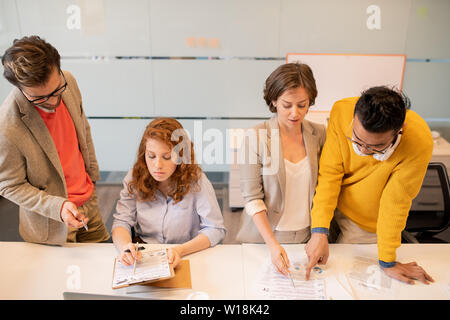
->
[0, 36, 110, 245]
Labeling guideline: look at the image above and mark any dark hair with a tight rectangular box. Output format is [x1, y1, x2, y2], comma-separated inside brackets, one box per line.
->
[2, 35, 61, 88]
[263, 62, 317, 113]
[354, 86, 410, 133]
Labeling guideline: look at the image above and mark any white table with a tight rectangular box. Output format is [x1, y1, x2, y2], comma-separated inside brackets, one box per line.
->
[0, 242, 244, 300]
[0, 242, 449, 300]
[243, 243, 450, 300]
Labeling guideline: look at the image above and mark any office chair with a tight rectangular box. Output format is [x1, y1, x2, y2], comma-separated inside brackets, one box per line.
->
[402, 162, 450, 243]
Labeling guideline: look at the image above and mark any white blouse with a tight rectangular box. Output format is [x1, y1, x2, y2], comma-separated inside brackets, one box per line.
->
[275, 157, 312, 231]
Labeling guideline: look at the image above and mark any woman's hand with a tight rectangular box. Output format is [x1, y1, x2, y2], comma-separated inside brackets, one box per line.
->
[168, 246, 182, 268]
[119, 243, 142, 266]
[268, 241, 290, 276]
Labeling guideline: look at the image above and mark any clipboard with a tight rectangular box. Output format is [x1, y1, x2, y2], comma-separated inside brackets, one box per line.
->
[144, 259, 192, 289]
[112, 248, 175, 289]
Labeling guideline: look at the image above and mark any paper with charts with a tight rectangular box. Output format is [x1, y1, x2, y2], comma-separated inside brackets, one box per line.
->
[347, 256, 398, 299]
[112, 248, 173, 289]
[255, 257, 326, 300]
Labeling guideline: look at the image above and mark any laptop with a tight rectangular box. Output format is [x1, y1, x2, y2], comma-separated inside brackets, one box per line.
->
[63, 291, 155, 300]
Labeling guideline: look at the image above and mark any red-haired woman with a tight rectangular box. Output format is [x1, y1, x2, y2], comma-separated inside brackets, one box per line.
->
[112, 118, 226, 267]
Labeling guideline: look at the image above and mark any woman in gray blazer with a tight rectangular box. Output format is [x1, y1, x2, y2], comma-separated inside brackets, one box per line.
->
[236, 63, 326, 275]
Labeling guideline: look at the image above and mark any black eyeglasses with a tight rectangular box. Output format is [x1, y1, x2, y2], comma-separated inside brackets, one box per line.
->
[21, 72, 67, 107]
[346, 122, 402, 155]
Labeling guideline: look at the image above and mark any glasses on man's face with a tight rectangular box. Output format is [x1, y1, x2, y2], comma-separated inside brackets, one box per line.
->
[22, 72, 67, 107]
[346, 123, 401, 155]
[345, 135, 392, 155]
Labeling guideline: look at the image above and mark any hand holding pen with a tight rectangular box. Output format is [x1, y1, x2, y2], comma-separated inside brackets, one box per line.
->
[268, 242, 291, 276]
[120, 243, 144, 266]
[60, 201, 89, 230]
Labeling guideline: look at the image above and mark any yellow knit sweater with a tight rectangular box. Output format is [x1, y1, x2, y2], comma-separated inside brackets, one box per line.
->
[311, 97, 433, 263]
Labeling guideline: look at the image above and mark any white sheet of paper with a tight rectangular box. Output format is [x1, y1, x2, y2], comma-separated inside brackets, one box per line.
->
[113, 248, 171, 287]
[347, 256, 397, 299]
[443, 273, 450, 299]
[255, 257, 326, 300]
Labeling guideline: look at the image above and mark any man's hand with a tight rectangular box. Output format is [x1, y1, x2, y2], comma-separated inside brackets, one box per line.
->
[382, 261, 434, 285]
[60, 201, 89, 229]
[305, 233, 329, 280]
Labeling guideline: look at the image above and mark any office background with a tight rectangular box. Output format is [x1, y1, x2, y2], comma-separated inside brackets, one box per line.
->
[0, 0, 449, 242]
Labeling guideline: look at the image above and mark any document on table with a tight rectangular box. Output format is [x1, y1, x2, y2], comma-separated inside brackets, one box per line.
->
[445, 282, 450, 299]
[443, 272, 450, 299]
[112, 248, 173, 289]
[347, 256, 397, 299]
[255, 257, 326, 300]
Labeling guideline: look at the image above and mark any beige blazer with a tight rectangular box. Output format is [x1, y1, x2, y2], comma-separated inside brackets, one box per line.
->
[236, 115, 326, 243]
[0, 70, 100, 245]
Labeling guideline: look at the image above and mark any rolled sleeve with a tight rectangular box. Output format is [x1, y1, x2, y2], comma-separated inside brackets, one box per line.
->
[195, 173, 226, 246]
[244, 199, 267, 216]
[111, 170, 137, 235]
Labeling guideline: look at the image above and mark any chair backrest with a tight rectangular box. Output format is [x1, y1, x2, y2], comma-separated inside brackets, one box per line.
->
[406, 162, 450, 233]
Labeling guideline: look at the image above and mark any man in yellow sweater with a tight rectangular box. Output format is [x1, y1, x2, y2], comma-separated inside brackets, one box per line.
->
[305, 86, 434, 285]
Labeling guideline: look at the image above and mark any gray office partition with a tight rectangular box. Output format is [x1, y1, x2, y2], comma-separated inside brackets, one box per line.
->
[16, 0, 152, 56]
[149, 0, 280, 57]
[61, 59, 155, 117]
[279, 0, 411, 55]
[152, 59, 280, 118]
[403, 62, 450, 119]
[405, 0, 450, 59]
[0, 0, 449, 173]
[90, 117, 264, 172]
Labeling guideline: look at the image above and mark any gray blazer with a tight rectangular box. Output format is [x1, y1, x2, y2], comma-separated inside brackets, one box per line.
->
[0, 70, 100, 245]
[236, 115, 326, 243]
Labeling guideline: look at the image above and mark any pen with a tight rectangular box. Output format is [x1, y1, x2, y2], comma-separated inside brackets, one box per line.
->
[124, 246, 145, 253]
[72, 210, 88, 231]
[81, 219, 88, 231]
[132, 242, 138, 275]
[280, 254, 295, 288]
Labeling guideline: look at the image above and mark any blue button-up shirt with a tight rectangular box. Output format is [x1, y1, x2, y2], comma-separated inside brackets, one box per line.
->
[112, 170, 226, 246]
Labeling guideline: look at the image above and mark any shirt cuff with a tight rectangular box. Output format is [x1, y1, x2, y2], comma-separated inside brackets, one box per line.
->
[311, 227, 329, 235]
[199, 227, 226, 247]
[59, 200, 68, 223]
[379, 260, 397, 268]
[244, 199, 267, 216]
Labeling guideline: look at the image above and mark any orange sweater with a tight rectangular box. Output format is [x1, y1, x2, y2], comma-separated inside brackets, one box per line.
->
[311, 97, 433, 263]
[36, 100, 93, 207]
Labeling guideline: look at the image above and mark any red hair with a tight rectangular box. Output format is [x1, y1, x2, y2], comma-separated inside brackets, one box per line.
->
[128, 118, 201, 203]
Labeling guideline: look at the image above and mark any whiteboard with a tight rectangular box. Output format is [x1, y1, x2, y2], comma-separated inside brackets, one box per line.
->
[286, 53, 406, 111]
